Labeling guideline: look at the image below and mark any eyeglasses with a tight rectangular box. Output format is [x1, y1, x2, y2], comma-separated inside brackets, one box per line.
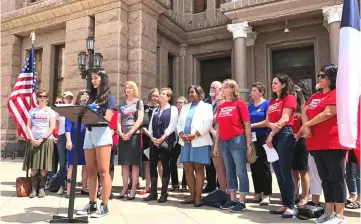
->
[177, 101, 185, 104]
[55, 101, 64, 104]
[318, 74, 326, 79]
[38, 95, 48, 99]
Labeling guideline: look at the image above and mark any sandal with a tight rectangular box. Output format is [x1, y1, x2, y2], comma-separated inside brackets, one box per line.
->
[298, 199, 308, 206]
[180, 186, 187, 192]
[346, 201, 361, 209]
[169, 185, 180, 192]
[260, 197, 270, 206]
[181, 199, 195, 204]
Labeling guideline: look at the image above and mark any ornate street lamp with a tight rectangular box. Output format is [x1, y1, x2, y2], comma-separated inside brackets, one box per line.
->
[77, 36, 103, 91]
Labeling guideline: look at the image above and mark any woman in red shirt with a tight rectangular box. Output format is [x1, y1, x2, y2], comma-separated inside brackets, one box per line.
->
[301, 64, 347, 224]
[265, 74, 297, 218]
[213, 79, 253, 213]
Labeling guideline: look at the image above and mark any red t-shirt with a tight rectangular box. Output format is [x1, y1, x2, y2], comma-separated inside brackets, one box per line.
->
[305, 90, 344, 150]
[110, 111, 119, 149]
[216, 99, 250, 141]
[267, 95, 297, 125]
[293, 114, 302, 134]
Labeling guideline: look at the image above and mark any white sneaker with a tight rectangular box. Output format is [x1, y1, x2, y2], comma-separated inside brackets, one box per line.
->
[323, 215, 346, 224]
[57, 186, 65, 195]
[315, 211, 333, 224]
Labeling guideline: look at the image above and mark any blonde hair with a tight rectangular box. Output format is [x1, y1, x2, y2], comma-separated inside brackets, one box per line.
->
[36, 88, 49, 97]
[124, 81, 139, 98]
[222, 79, 240, 100]
[160, 87, 173, 98]
[147, 88, 159, 101]
[177, 96, 188, 104]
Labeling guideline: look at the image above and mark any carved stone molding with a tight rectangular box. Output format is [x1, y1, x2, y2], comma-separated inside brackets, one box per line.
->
[246, 31, 258, 46]
[322, 4, 343, 25]
[227, 21, 251, 39]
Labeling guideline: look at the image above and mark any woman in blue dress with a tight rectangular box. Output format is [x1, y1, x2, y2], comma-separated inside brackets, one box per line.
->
[65, 90, 88, 198]
[177, 85, 213, 207]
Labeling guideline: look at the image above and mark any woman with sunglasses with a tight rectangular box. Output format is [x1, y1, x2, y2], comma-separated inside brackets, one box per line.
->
[300, 64, 348, 224]
[77, 68, 115, 218]
[64, 90, 89, 198]
[24, 89, 56, 198]
[54, 92, 73, 195]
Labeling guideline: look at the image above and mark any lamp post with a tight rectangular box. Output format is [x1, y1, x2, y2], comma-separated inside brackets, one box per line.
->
[78, 36, 103, 91]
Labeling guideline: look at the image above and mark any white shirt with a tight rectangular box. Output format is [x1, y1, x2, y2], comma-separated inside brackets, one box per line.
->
[56, 113, 66, 135]
[149, 104, 178, 137]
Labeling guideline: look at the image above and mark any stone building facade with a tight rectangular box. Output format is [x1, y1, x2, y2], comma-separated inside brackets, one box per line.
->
[1, 0, 351, 143]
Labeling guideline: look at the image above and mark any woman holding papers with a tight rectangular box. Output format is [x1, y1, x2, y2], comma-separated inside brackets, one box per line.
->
[301, 64, 348, 224]
[143, 88, 178, 203]
[265, 74, 297, 218]
[77, 68, 116, 218]
[213, 79, 253, 213]
[248, 82, 272, 206]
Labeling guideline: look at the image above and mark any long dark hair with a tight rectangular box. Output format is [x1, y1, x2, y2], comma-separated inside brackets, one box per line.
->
[294, 85, 306, 114]
[272, 74, 295, 99]
[88, 68, 111, 105]
[320, 64, 337, 91]
[296, 81, 312, 101]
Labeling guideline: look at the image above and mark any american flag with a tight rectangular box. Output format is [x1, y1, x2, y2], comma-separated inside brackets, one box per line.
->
[7, 45, 38, 140]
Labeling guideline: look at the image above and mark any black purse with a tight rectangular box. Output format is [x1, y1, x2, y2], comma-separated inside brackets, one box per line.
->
[157, 141, 171, 152]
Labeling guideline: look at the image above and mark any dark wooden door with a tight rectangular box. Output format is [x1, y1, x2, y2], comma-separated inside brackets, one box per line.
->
[200, 57, 232, 97]
[272, 46, 315, 91]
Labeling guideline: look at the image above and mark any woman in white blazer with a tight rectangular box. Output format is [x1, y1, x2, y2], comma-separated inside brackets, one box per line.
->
[177, 85, 213, 207]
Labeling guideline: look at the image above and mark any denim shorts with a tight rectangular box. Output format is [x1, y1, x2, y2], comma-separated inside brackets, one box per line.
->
[84, 126, 113, 149]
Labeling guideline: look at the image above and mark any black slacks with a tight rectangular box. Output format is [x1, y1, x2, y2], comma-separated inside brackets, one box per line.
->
[250, 135, 272, 195]
[311, 149, 347, 203]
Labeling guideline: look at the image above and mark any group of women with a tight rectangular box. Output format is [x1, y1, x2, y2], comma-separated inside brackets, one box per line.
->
[23, 64, 353, 223]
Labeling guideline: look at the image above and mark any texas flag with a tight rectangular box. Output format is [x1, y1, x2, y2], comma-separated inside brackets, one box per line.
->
[336, 0, 361, 166]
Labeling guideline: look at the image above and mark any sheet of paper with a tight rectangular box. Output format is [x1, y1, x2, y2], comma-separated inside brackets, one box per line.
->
[251, 132, 257, 142]
[144, 148, 150, 160]
[263, 144, 279, 163]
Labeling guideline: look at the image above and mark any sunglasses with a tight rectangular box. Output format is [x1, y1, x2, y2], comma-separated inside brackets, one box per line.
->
[55, 101, 64, 104]
[318, 74, 327, 79]
[177, 101, 185, 104]
[38, 95, 48, 99]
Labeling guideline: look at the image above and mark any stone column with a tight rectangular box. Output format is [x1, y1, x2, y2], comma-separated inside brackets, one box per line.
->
[1, 35, 22, 143]
[128, 7, 158, 99]
[322, 4, 343, 65]
[64, 16, 94, 94]
[178, 44, 187, 95]
[95, 7, 128, 101]
[227, 21, 253, 101]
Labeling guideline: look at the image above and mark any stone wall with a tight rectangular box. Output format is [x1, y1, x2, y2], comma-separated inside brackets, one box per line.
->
[95, 7, 128, 104]
[64, 16, 95, 95]
[1, 35, 22, 143]
[127, 4, 159, 100]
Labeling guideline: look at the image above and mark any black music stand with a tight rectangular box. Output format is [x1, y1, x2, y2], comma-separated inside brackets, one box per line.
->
[50, 106, 108, 223]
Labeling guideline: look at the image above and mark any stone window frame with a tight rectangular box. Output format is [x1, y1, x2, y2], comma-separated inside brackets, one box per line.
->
[53, 44, 65, 101]
[265, 36, 318, 98]
[216, 0, 232, 8]
[193, 0, 207, 14]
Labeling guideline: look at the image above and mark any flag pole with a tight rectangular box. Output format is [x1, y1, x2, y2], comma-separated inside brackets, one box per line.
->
[30, 31, 35, 44]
